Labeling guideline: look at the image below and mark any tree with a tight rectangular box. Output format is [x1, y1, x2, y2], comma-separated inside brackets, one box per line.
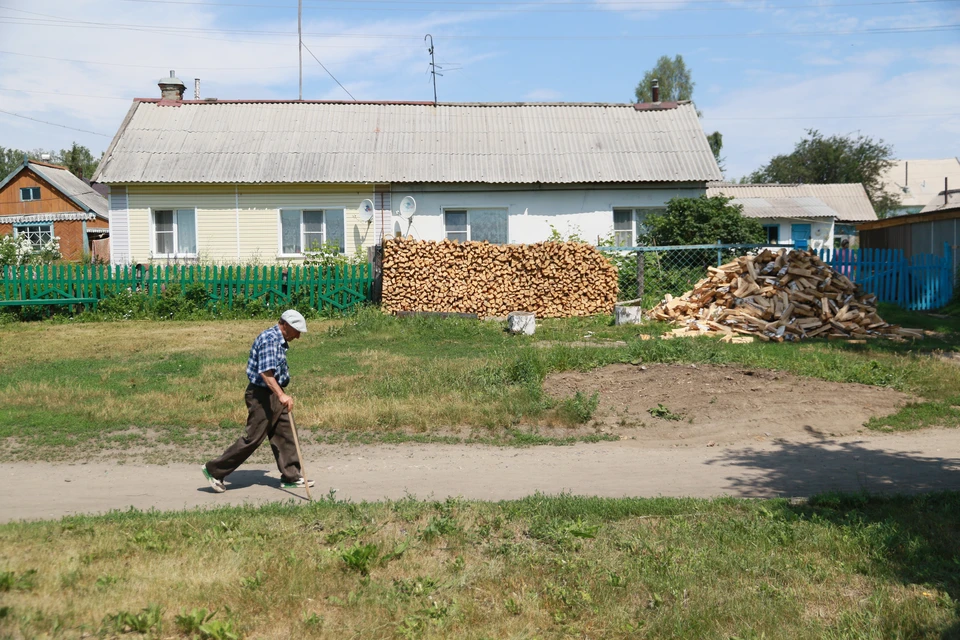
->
[0, 147, 27, 178]
[59, 142, 101, 180]
[633, 54, 724, 171]
[640, 195, 764, 246]
[747, 129, 899, 218]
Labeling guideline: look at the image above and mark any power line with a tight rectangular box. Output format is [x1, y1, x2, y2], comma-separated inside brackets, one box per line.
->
[0, 108, 110, 136]
[0, 49, 298, 70]
[0, 87, 131, 100]
[301, 41, 356, 100]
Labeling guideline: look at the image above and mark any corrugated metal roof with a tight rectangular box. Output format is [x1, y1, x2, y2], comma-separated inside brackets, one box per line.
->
[707, 182, 877, 222]
[920, 189, 960, 214]
[880, 158, 960, 207]
[95, 100, 722, 184]
[27, 162, 109, 218]
[730, 196, 839, 219]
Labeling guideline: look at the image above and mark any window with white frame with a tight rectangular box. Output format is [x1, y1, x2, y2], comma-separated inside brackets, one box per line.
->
[612, 207, 663, 247]
[443, 209, 508, 244]
[19, 187, 41, 202]
[14, 223, 53, 249]
[153, 209, 197, 256]
[279, 209, 346, 255]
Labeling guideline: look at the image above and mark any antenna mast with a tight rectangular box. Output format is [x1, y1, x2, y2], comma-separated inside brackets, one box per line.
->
[298, 0, 303, 100]
[425, 34, 441, 105]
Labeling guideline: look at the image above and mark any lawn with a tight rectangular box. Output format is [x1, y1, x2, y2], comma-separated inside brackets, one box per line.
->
[0, 305, 958, 460]
[1, 493, 958, 639]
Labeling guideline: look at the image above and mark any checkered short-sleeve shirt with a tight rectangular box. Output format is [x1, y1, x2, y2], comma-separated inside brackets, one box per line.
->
[246, 325, 290, 388]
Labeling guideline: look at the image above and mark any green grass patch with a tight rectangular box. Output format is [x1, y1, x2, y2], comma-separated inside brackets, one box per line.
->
[1, 493, 958, 639]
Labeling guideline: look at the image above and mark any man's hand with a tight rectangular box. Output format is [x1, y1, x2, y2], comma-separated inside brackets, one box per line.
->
[261, 370, 294, 413]
[278, 392, 294, 413]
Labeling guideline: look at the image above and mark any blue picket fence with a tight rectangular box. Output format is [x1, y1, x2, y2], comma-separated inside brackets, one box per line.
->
[817, 243, 955, 311]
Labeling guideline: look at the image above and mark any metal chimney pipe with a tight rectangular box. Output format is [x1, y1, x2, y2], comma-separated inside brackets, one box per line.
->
[652, 79, 660, 103]
[947, 177, 950, 205]
[194, 78, 200, 100]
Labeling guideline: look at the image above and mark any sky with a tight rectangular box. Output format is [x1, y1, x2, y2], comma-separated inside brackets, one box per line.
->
[0, 0, 958, 180]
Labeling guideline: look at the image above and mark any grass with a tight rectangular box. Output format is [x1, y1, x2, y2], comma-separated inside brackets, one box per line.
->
[0, 305, 958, 460]
[0, 493, 957, 639]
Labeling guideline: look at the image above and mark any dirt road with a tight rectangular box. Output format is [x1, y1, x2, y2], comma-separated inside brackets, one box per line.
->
[2, 430, 959, 523]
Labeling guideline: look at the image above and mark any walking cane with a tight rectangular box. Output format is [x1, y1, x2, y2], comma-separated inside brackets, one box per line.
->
[287, 411, 313, 502]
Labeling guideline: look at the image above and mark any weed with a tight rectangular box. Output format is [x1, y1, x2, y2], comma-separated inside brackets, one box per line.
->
[240, 570, 266, 591]
[420, 515, 461, 542]
[648, 403, 682, 421]
[340, 543, 379, 576]
[0, 569, 36, 592]
[504, 597, 523, 615]
[101, 604, 163, 634]
[302, 612, 323, 628]
[95, 574, 119, 590]
[197, 618, 242, 640]
[556, 391, 600, 424]
[175, 607, 217, 634]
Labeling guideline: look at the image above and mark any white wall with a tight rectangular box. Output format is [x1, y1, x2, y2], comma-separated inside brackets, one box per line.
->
[390, 184, 705, 244]
[755, 218, 835, 251]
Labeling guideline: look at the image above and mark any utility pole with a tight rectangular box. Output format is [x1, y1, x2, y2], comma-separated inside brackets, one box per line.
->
[298, 0, 303, 100]
[425, 34, 441, 105]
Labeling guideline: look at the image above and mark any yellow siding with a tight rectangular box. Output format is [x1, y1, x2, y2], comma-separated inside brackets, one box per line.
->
[197, 209, 240, 263]
[128, 209, 151, 263]
[125, 184, 377, 263]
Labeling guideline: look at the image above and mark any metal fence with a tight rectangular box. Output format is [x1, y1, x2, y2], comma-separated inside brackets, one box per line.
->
[0, 264, 374, 312]
[598, 243, 793, 308]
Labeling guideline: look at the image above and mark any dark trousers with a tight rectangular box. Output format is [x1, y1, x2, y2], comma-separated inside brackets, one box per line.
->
[205, 384, 301, 483]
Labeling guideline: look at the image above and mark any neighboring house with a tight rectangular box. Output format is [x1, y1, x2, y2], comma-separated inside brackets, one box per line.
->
[92, 73, 722, 265]
[859, 187, 960, 277]
[706, 183, 878, 250]
[879, 158, 960, 216]
[0, 159, 109, 261]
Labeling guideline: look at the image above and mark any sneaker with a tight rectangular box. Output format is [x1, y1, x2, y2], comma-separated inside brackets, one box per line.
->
[201, 466, 226, 493]
[281, 477, 315, 489]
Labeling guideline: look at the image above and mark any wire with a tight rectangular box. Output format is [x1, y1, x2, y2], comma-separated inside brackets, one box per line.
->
[0, 49, 298, 70]
[0, 108, 110, 136]
[703, 112, 960, 120]
[301, 41, 356, 101]
[0, 87, 134, 101]
[116, 0, 958, 9]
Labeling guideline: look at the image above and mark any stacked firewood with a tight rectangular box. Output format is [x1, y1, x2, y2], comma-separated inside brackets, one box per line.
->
[381, 238, 618, 318]
[650, 249, 923, 342]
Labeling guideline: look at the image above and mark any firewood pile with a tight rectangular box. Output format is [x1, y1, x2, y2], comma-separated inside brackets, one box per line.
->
[381, 238, 618, 318]
[650, 248, 923, 342]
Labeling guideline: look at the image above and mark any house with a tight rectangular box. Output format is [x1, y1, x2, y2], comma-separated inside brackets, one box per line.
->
[858, 187, 960, 278]
[705, 183, 878, 250]
[0, 159, 109, 261]
[92, 73, 722, 265]
[879, 158, 960, 217]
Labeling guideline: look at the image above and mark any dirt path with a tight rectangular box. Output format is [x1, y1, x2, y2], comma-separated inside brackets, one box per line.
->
[3, 430, 959, 523]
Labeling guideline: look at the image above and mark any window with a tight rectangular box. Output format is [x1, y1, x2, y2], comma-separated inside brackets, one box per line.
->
[153, 209, 197, 256]
[612, 208, 663, 247]
[763, 224, 780, 244]
[14, 223, 53, 249]
[20, 187, 41, 201]
[443, 209, 508, 244]
[279, 209, 345, 255]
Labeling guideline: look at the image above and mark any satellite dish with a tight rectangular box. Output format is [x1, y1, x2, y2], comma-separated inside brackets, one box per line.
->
[399, 196, 417, 219]
[359, 199, 374, 223]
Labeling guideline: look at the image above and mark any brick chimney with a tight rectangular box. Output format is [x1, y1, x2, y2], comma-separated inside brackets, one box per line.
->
[158, 70, 186, 101]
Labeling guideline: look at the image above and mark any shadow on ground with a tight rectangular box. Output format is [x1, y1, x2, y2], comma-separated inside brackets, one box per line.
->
[710, 437, 960, 638]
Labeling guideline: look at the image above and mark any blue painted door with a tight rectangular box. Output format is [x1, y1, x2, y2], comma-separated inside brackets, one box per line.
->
[791, 224, 811, 249]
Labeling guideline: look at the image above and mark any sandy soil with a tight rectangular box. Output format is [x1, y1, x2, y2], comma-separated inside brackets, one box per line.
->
[544, 363, 914, 447]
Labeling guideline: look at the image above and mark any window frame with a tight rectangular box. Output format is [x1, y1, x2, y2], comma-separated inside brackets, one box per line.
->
[19, 187, 41, 202]
[150, 207, 198, 258]
[277, 208, 346, 257]
[611, 207, 665, 247]
[762, 224, 780, 245]
[13, 222, 54, 250]
[442, 207, 509, 244]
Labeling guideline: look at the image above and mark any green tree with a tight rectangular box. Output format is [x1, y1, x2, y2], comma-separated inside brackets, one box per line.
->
[59, 142, 101, 179]
[633, 54, 723, 171]
[747, 129, 899, 218]
[0, 147, 27, 178]
[640, 195, 764, 246]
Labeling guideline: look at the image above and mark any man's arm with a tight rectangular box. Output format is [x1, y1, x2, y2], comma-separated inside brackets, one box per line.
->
[260, 370, 293, 413]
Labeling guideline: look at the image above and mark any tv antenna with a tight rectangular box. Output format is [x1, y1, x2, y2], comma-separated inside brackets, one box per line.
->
[425, 34, 442, 105]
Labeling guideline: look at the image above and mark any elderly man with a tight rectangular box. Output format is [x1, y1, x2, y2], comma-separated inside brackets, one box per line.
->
[202, 309, 315, 492]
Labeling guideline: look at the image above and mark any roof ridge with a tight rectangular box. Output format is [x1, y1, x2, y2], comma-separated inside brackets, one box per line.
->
[132, 98, 682, 108]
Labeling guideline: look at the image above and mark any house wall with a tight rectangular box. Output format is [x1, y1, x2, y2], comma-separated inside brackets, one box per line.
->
[390, 184, 706, 244]
[753, 218, 835, 250]
[110, 183, 708, 264]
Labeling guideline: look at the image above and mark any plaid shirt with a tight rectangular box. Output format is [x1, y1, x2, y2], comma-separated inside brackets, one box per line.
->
[246, 325, 290, 388]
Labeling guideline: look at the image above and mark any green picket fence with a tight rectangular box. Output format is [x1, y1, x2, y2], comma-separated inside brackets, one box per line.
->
[0, 264, 374, 312]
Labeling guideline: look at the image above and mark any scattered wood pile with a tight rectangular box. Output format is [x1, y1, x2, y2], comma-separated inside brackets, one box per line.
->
[381, 238, 618, 318]
[650, 249, 923, 342]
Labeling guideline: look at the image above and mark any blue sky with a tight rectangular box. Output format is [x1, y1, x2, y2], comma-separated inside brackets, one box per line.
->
[0, 0, 957, 180]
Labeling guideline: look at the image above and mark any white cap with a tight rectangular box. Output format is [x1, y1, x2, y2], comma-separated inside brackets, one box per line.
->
[280, 309, 308, 333]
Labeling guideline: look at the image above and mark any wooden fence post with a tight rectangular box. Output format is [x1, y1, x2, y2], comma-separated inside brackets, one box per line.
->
[635, 249, 644, 302]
